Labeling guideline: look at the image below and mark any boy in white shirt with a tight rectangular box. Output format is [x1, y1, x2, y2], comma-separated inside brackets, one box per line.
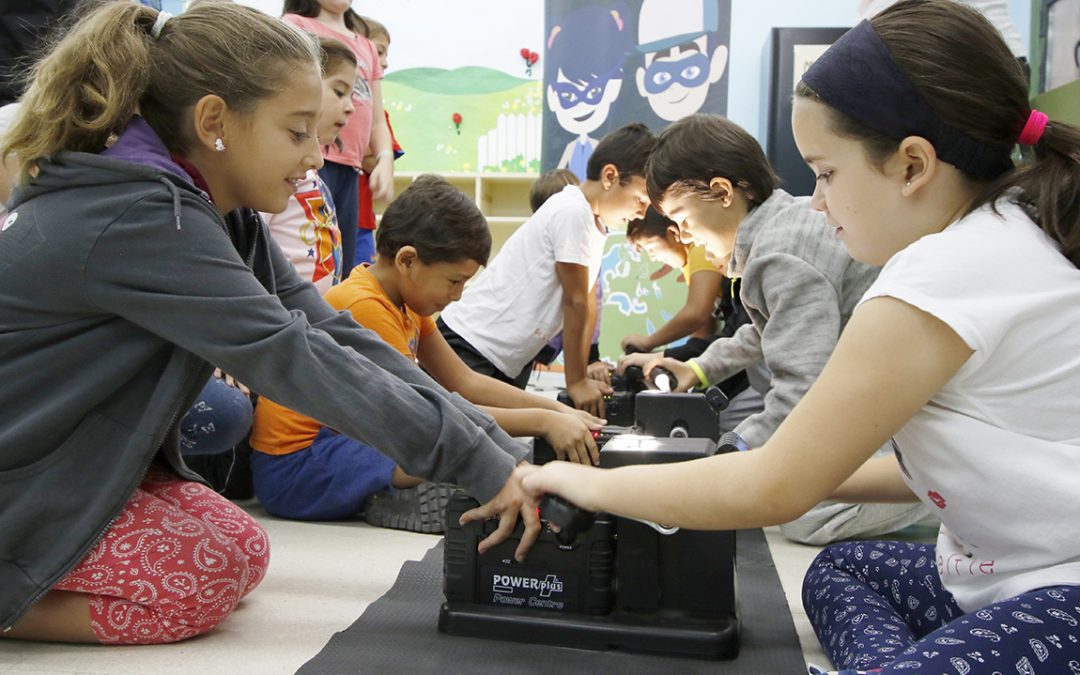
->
[438, 124, 655, 417]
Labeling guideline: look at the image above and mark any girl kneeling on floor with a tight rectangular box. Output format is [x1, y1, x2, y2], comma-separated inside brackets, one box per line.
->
[0, 1, 534, 645]
[513, 1, 1080, 671]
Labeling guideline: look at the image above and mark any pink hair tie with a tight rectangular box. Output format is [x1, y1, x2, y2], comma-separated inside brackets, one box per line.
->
[1017, 109, 1049, 146]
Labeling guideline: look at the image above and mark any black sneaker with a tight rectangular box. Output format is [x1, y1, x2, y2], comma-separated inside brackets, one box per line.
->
[363, 482, 457, 534]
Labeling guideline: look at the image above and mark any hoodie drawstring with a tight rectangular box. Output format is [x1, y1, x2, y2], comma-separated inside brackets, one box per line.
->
[158, 177, 182, 230]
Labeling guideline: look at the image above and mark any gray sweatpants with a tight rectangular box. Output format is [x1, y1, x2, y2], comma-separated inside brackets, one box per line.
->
[780, 500, 937, 546]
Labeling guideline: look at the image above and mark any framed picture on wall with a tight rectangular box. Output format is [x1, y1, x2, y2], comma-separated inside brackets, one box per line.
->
[766, 27, 847, 197]
[1038, 0, 1080, 93]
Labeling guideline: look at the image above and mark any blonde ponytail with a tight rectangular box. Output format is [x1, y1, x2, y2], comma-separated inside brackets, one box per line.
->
[2, 2, 156, 181]
[2, 1, 319, 184]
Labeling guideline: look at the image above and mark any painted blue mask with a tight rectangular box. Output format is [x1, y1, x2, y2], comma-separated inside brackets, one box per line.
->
[551, 63, 624, 110]
[643, 52, 710, 95]
[551, 80, 608, 109]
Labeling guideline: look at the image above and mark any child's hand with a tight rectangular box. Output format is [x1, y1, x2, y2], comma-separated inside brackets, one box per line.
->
[649, 263, 674, 281]
[616, 350, 658, 374]
[368, 155, 394, 202]
[459, 463, 542, 562]
[566, 378, 611, 419]
[541, 410, 602, 465]
[214, 368, 251, 396]
[520, 461, 604, 514]
[586, 360, 614, 384]
[620, 333, 654, 353]
[568, 408, 606, 427]
[643, 358, 698, 392]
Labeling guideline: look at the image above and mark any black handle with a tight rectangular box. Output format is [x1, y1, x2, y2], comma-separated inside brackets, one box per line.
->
[539, 494, 595, 546]
[703, 385, 730, 412]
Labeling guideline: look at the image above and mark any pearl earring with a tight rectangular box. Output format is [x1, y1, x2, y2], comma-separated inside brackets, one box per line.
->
[214, 138, 226, 152]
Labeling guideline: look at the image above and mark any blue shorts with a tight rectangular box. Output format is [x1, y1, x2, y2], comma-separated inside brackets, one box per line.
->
[250, 427, 396, 521]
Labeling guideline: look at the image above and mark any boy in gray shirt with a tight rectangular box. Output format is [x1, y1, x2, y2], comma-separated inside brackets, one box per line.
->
[622, 114, 932, 545]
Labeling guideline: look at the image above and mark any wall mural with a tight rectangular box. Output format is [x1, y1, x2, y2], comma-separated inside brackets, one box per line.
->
[384, 68, 543, 174]
[542, 0, 733, 363]
[542, 0, 732, 181]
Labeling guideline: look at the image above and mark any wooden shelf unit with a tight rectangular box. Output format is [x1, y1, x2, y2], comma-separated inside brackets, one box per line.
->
[374, 172, 538, 256]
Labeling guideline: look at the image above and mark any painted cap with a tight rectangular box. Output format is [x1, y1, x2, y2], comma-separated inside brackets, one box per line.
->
[637, 0, 720, 53]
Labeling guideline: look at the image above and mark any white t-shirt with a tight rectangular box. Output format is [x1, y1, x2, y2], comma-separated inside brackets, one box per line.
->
[861, 199, 1080, 611]
[440, 185, 607, 377]
[260, 170, 342, 295]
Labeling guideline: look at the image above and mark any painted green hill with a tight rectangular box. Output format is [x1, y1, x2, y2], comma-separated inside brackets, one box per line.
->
[384, 66, 532, 95]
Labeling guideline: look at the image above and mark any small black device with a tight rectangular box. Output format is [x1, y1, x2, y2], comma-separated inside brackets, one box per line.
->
[442, 492, 617, 616]
[635, 389, 728, 440]
[440, 436, 740, 660]
[557, 388, 637, 427]
[556, 365, 647, 428]
[539, 382, 730, 464]
[532, 424, 631, 465]
[610, 364, 647, 393]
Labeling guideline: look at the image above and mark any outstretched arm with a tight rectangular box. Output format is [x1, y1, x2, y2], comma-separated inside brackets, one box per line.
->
[688, 321, 763, 386]
[558, 263, 610, 416]
[418, 329, 603, 464]
[622, 269, 721, 352]
[419, 329, 570, 414]
[518, 296, 972, 529]
[830, 454, 918, 503]
[87, 199, 526, 504]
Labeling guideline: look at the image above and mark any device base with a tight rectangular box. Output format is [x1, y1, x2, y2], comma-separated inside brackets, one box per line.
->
[439, 603, 739, 660]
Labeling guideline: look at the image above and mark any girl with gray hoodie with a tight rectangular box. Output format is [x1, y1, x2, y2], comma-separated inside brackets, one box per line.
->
[0, 2, 535, 645]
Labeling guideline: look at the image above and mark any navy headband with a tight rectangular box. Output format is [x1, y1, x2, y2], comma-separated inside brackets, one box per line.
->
[801, 20, 1013, 180]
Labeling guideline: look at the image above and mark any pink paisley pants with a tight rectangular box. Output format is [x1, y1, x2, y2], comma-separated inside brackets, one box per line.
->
[52, 469, 269, 644]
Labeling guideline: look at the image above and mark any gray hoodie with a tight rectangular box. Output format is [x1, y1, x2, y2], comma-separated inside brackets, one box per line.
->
[0, 120, 527, 630]
[691, 189, 880, 447]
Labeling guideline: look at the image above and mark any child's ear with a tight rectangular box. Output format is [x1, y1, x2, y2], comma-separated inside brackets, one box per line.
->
[707, 177, 735, 208]
[394, 246, 418, 272]
[893, 136, 937, 197]
[191, 94, 229, 153]
[601, 163, 620, 190]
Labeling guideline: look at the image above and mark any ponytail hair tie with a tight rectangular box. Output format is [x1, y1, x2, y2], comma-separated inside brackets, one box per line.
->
[150, 11, 173, 39]
[1017, 109, 1049, 146]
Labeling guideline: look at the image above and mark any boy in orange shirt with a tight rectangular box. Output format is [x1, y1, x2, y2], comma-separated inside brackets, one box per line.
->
[250, 175, 603, 531]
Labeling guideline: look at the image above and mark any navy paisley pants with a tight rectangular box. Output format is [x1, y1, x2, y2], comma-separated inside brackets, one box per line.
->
[803, 540, 1080, 673]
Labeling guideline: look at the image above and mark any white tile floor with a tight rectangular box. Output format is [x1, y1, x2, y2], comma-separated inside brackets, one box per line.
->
[0, 370, 833, 673]
[0, 511, 830, 674]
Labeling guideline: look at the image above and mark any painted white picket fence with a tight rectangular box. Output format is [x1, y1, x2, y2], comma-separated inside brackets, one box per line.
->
[477, 113, 541, 169]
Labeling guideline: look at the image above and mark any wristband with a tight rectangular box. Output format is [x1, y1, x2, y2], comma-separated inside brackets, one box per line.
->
[687, 360, 710, 388]
[375, 149, 394, 162]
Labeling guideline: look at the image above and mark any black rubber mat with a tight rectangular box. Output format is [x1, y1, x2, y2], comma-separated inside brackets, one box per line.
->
[299, 528, 807, 674]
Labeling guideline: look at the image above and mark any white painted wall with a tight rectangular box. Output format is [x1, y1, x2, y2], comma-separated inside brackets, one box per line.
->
[232, 0, 1033, 145]
[233, 0, 544, 79]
